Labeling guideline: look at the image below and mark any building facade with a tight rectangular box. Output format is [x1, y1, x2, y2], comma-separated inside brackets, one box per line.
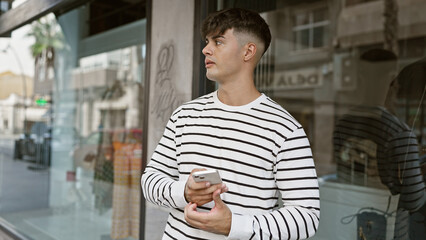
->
[0, 0, 425, 239]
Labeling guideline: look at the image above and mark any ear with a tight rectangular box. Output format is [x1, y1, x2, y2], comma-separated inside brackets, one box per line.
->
[243, 43, 257, 62]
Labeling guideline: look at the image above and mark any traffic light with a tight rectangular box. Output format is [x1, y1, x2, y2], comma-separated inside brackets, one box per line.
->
[35, 98, 47, 106]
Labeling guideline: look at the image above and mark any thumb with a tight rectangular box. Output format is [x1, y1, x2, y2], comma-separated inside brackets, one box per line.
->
[212, 189, 224, 207]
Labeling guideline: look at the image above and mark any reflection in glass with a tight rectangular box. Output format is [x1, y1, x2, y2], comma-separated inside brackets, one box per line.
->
[313, 7, 327, 22]
[292, 6, 329, 51]
[71, 46, 144, 239]
[251, 1, 426, 239]
[0, 13, 145, 239]
[295, 11, 309, 26]
[313, 26, 326, 48]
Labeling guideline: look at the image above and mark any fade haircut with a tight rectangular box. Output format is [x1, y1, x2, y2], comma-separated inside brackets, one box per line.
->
[201, 8, 272, 56]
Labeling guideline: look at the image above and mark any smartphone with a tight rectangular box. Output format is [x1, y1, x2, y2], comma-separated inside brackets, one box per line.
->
[192, 169, 222, 185]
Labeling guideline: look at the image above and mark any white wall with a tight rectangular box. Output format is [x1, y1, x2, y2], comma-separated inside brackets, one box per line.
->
[147, 0, 195, 163]
[145, 0, 195, 238]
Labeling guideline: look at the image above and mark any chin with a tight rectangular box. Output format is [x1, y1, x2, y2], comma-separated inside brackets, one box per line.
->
[206, 73, 218, 82]
[207, 77, 218, 82]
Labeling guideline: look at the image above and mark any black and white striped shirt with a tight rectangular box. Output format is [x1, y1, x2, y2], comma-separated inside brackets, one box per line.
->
[334, 106, 425, 210]
[334, 106, 426, 240]
[142, 91, 320, 239]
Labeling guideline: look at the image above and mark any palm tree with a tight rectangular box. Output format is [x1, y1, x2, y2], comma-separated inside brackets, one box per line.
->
[26, 15, 64, 83]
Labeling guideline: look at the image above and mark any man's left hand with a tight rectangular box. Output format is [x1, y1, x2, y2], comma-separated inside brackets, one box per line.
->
[184, 188, 232, 235]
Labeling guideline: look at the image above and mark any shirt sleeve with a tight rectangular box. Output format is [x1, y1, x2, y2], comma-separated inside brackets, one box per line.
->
[226, 128, 320, 240]
[141, 112, 189, 209]
[388, 130, 426, 212]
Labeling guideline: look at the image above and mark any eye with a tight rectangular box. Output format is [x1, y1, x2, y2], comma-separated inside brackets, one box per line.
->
[215, 40, 222, 45]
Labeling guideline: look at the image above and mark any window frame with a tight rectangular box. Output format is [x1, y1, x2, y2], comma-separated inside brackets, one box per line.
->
[291, 5, 330, 54]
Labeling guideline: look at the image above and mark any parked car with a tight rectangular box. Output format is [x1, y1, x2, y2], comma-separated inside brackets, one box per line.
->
[14, 122, 51, 165]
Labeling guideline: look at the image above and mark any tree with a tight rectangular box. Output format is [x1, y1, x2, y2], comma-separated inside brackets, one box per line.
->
[26, 14, 65, 83]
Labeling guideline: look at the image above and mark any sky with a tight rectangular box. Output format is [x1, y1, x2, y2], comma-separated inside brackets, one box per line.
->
[0, 0, 35, 77]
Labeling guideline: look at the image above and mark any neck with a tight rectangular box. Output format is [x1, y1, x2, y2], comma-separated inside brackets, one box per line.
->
[217, 75, 261, 106]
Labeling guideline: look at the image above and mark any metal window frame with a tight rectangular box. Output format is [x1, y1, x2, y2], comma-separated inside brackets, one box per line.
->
[292, 9, 330, 51]
[0, 0, 90, 37]
[192, 0, 217, 98]
[291, 4, 331, 52]
[0, 1, 150, 240]
[140, 0, 152, 238]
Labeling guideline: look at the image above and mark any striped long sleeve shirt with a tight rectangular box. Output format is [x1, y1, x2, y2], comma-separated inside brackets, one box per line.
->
[334, 106, 425, 210]
[334, 106, 426, 240]
[142, 91, 320, 240]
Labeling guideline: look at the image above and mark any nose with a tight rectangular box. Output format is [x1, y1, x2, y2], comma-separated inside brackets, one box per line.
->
[202, 44, 212, 56]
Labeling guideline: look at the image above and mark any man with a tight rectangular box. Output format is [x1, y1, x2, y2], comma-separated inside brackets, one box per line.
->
[142, 8, 320, 239]
[389, 57, 426, 240]
[334, 49, 426, 239]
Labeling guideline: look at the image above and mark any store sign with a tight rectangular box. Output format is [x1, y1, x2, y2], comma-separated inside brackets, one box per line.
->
[273, 67, 323, 89]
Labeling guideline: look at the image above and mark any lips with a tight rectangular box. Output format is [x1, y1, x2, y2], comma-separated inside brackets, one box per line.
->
[205, 59, 215, 68]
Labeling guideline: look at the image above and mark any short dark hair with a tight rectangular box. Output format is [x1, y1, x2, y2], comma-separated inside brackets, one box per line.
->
[201, 8, 272, 55]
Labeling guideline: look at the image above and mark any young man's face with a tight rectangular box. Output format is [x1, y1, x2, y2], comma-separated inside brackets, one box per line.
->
[202, 28, 245, 83]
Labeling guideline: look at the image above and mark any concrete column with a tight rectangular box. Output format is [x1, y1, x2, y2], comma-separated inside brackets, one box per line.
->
[144, 1, 195, 239]
[146, 0, 195, 161]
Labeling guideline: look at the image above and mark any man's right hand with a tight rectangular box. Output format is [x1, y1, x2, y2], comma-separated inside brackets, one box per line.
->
[185, 168, 228, 206]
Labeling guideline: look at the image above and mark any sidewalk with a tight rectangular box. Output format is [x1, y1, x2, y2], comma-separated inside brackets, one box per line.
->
[0, 135, 18, 157]
[0, 152, 50, 214]
[0, 133, 170, 240]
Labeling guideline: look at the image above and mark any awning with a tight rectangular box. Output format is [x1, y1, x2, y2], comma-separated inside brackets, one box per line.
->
[0, 0, 90, 37]
[25, 107, 49, 122]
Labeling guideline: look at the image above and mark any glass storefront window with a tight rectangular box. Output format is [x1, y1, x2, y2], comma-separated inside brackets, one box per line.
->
[0, 3, 145, 239]
[292, 7, 329, 51]
[0, 1, 9, 13]
[217, 0, 426, 239]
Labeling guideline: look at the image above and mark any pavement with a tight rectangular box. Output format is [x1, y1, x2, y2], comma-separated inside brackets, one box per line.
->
[0, 135, 15, 157]
[0, 135, 169, 240]
[0, 136, 50, 214]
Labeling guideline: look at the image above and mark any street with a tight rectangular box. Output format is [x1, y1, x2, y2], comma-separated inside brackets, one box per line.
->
[0, 136, 50, 214]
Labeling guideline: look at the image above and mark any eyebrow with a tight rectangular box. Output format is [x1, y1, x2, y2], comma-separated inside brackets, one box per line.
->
[212, 35, 225, 40]
[206, 35, 225, 42]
